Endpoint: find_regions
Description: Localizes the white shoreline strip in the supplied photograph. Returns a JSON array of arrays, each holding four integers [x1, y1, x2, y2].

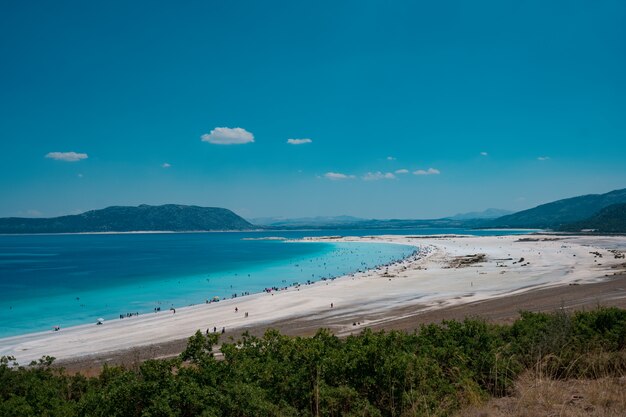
[[1, 234, 624, 364]]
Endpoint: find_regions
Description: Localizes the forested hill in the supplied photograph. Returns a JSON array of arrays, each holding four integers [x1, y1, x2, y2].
[[487, 188, 626, 229], [0, 205, 254, 233], [559, 203, 626, 233]]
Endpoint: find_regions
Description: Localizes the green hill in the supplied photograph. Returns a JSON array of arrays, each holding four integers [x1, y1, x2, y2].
[[559, 202, 626, 233], [488, 188, 626, 229], [0, 204, 254, 234]]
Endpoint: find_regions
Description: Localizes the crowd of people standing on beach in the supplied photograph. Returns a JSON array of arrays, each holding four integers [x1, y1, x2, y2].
[[71, 244, 420, 333]]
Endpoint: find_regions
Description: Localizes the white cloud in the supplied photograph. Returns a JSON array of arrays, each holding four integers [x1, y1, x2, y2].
[[45, 152, 88, 162], [395, 169, 409, 174], [201, 127, 254, 145], [363, 171, 396, 181], [386, 156, 396, 161], [161, 162, 171, 168], [77, 173, 84, 178], [480, 151, 488, 156], [287, 138, 312, 145], [413, 168, 440, 176], [324, 172, 355, 180], [537, 156, 550, 161]]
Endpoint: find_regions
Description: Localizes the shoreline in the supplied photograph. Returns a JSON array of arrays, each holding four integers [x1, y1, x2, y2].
[[0, 239, 416, 339], [1, 234, 625, 367], [56, 272, 626, 376], [0, 227, 543, 237]]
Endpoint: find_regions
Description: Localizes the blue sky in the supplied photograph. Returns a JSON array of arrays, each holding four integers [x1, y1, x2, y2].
[[1, 1, 625, 219]]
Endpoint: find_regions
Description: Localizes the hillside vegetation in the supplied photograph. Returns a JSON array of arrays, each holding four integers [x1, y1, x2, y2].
[[1, 307, 624, 416], [560, 203, 626, 233], [487, 188, 626, 229], [0, 205, 253, 233]]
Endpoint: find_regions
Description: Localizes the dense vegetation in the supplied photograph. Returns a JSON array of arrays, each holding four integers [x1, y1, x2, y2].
[[0, 205, 253, 233], [560, 203, 626, 233], [486, 188, 626, 229], [1, 307, 625, 416]]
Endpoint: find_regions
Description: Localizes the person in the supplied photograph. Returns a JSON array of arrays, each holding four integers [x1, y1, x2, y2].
[[235, 307, 238, 313], [331, 303, 334, 308], [221, 327, 225, 334], [245, 312, 249, 318]]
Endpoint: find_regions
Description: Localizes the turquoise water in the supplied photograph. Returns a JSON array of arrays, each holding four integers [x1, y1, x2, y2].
[[0, 229, 533, 337]]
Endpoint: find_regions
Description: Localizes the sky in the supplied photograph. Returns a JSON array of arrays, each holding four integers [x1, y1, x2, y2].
[[1, 1, 625, 220]]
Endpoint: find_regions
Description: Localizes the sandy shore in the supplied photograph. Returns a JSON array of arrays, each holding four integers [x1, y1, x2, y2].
[[1, 234, 625, 368]]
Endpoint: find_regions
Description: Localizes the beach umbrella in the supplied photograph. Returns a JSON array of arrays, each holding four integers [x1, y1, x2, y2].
[[212, 296, 220, 301], [97, 318, 104, 324]]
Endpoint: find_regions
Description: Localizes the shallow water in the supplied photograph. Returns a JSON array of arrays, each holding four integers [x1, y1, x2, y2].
[[0, 228, 532, 337]]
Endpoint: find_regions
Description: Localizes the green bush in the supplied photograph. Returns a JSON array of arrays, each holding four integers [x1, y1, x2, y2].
[[1, 307, 624, 417]]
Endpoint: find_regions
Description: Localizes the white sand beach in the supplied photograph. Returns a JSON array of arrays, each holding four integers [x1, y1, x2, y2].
[[1, 234, 625, 365]]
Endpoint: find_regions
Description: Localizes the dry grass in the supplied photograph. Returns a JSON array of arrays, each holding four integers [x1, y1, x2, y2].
[[456, 372, 626, 417]]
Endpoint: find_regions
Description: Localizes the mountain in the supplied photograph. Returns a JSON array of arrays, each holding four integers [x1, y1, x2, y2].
[[0, 205, 254, 234], [257, 217, 487, 230], [249, 215, 366, 227], [446, 208, 513, 220], [559, 203, 626, 233], [487, 188, 626, 229]]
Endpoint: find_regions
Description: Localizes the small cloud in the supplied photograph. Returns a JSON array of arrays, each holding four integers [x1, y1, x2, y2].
[[480, 151, 488, 156], [45, 152, 88, 162], [395, 169, 409, 174], [201, 127, 254, 145], [537, 156, 550, 161], [386, 156, 396, 161], [161, 163, 171, 168], [363, 171, 396, 181], [413, 168, 440, 176], [324, 172, 355, 180], [77, 173, 84, 178], [287, 138, 312, 145]]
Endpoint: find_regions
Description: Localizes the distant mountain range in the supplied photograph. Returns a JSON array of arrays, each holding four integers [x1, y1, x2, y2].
[[3, 188, 625, 234], [253, 217, 488, 230], [249, 215, 366, 227], [446, 208, 514, 220], [252, 190, 626, 233], [486, 188, 626, 229], [0, 205, 253, 234], [250, 209, 510, 229]]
